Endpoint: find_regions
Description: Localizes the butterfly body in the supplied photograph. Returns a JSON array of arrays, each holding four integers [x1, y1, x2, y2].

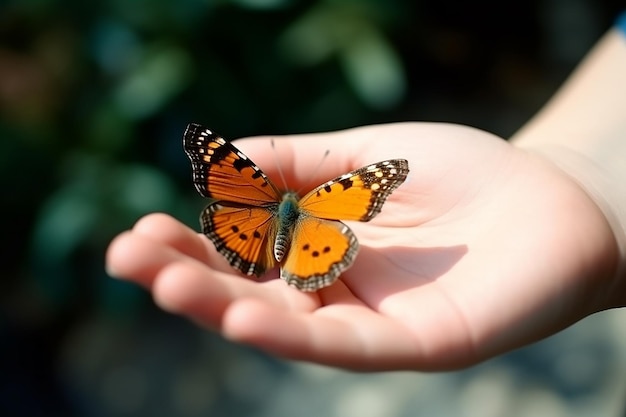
[[183, 123, 409, 291], [274, 192, 300, 262]]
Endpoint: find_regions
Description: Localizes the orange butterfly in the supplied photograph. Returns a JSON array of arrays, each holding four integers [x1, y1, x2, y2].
[[183, 123, 409, 291]]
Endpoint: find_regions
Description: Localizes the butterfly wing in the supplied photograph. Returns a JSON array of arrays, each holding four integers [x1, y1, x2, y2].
[[280, 216, 358, 291], [184, 123, 282, 277], [299, 159, 409, 221], [202, 203, 278, 277], [183, 123, 282, 205]]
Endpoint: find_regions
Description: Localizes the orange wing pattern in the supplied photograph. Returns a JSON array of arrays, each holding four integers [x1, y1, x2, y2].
[[183, 123, 283, 277], [183, 123, 282, 205], [299, 159, 409, 221], [280, 217, 358, 291], [201, 204, 277, 276]]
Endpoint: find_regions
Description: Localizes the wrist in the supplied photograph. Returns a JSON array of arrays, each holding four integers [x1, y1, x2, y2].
[[510, 25, 626, 309], [515, 144, 624, 308]]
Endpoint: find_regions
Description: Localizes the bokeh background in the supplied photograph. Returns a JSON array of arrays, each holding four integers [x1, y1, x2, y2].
[[2, 0, 625, 416]]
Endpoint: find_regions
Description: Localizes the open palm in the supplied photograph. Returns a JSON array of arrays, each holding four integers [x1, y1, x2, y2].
[[106, 122, 618, 371]]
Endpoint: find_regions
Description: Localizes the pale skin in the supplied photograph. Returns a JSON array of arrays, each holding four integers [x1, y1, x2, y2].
[[106, 29, 626, 371]]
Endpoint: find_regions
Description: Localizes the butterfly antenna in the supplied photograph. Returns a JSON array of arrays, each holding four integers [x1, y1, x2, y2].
[[296, 149, 330, 195], [271, 138, 289, 191]]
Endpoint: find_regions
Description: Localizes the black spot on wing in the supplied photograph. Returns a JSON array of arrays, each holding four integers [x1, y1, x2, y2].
[[212, 141, 233, 163], [338, 177, 353, 190], [233, 156, 250, 172]]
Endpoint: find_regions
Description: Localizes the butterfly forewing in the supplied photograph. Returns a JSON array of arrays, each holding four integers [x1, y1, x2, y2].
[[202, 204, 278, 277], [183, 123, 282, 205], [299, 159, 409, 222]]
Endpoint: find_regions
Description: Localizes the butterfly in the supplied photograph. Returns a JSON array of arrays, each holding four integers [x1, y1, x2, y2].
[[183, 123, 409, 291]]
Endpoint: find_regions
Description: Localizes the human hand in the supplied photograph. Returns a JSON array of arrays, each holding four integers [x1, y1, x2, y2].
[[106, 122, 620, 371]]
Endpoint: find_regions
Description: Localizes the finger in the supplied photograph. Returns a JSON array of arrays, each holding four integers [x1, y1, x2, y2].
[[152, 262, 320, 330], [132, 212, 212, 264], [222, 297, 423, 371], [105, 231, 189, 288], [131, 212, 242, 275]]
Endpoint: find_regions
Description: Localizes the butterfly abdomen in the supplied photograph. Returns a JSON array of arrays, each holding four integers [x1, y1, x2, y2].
[[274, 192, 301, 262]]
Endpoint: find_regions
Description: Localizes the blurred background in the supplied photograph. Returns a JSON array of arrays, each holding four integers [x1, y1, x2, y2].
[[1, 0, 625, 416]]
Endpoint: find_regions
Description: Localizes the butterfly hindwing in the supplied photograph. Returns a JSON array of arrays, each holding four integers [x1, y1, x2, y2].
[[183, 123, 282, 205], [299, 159, 409, 222], [280, 216, 358, 291], [202, 203, 278, 277]]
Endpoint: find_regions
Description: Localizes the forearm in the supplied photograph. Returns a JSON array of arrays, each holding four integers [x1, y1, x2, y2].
[[511, 25, 626, 306]]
